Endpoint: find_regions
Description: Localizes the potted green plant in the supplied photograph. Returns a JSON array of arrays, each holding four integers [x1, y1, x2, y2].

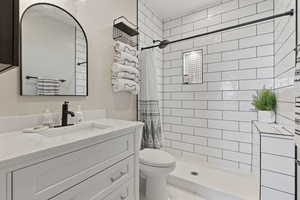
[[252, 88, 277, 123]]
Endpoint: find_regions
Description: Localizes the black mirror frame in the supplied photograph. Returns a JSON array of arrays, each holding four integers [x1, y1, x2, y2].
[[20, 2, 89, 96]]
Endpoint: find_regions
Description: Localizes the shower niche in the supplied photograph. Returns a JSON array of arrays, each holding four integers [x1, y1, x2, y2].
[[182, 49, 203, 84]]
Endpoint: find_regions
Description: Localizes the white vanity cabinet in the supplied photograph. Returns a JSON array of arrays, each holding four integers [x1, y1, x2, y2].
[[0, 120, 142, 200], [12, 134, 134, 200], [253, 122, 295, 200]]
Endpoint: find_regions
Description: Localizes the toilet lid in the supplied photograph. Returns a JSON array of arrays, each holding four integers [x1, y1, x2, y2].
[[140, 149, 176, 168]]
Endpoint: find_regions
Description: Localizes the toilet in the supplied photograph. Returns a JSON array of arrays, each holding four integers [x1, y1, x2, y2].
[[139, 148, 176, 200]]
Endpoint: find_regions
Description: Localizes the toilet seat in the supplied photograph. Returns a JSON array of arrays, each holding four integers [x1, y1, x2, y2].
[[139, 149, 176, 200], [140, 149, 176, 168]]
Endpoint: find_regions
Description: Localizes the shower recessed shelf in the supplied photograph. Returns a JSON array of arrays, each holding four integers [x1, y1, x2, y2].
[[113, 16, 138, 47]]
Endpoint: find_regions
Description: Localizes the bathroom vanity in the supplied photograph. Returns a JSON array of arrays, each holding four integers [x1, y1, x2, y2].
[[0, 117, 143, 200], [0, 0, 143, 198]]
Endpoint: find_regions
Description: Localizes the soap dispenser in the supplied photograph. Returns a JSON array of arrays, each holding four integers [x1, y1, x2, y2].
[[42, 109, 54, 127], [75, 105, 84, 124]]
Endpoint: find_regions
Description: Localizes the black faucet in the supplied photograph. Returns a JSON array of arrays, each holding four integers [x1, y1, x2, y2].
[[61, 101, 75, 126]]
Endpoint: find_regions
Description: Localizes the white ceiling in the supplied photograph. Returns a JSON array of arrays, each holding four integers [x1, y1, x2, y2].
[[145, 0, 222, 20]]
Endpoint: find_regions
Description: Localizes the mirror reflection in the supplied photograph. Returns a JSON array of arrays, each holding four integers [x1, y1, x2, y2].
[[21, 3, 88, 96]]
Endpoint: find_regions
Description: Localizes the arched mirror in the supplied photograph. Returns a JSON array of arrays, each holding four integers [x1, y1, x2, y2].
[[21, 3, 88, 96]]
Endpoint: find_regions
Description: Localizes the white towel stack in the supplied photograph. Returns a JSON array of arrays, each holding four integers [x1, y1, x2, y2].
[[112, 41, 140, 95]]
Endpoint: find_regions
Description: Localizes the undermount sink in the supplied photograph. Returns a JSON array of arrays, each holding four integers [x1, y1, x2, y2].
[[38, 122, 112, 137]]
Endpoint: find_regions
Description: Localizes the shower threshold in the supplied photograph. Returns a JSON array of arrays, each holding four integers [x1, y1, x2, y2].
[[167, 160, 259, 200]]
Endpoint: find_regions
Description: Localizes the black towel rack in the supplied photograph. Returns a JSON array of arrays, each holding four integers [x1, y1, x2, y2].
[[77, 61, 87, 66], [26, 75, 66, 83], [113, 16, 139, 47]]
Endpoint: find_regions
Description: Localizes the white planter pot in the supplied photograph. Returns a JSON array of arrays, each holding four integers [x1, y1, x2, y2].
[[258, 111, 275, 123]]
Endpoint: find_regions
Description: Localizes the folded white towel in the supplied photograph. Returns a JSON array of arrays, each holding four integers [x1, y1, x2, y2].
[[114, 41, 139, 57], [36, 78, 61, 96], [112, 63, 140, 76], [112, 78, 140, 95], [114, 51, 139, 69], [112, 71, 140, 83], [112, 41, 140, 95]]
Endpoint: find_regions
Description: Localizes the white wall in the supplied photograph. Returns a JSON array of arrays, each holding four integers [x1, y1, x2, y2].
[[160, 0, 275, 173], [0, 0, 137, 120], [22, 14, 76, 95]]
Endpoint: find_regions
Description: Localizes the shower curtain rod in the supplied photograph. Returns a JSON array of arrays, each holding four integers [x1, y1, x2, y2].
[[141, 9, 294, 51]]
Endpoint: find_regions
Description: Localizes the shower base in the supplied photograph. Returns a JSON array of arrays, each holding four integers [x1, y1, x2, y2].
[[167, 160, 259, 200]]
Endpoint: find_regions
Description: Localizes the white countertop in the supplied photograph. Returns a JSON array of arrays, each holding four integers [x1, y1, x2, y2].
[[254, 121, 294, 137], [0, 119, 143, 170]]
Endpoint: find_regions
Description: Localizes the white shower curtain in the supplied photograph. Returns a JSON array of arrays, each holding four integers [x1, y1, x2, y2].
[[139, 49, 162, 149]]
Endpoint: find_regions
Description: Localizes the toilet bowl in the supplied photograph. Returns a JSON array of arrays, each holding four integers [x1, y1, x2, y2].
[[140, 149, 176, 200]]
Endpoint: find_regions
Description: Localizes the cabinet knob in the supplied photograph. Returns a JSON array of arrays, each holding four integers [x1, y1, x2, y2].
[[120, 193, 128, 200], [110, 171, 127, 182]]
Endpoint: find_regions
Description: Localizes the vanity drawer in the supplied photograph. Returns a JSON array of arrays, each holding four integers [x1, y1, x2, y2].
[[51, 156, 134, 200], [12, 134, 134, 200], [101, 179, 134, 200]]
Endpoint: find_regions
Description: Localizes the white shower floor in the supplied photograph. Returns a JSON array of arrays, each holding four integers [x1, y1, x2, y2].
[[141, 184, 206, 200], [167, 185, 206, 200], [168, 161, 259, 200]]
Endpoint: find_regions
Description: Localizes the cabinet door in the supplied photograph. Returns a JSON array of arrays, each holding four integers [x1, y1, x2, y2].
[[0, 0, 13, 65], [0, 0, 19, 72], [260, 135, 296, 200], [12, 0, 19, 66]]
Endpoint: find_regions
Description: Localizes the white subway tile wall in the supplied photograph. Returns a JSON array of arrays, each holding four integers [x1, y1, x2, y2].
[[139, 0, 295, 173], [161, 0, 276, 173], [138, 0, 164, 110], [274, 0, 296, 133], [75, 28, 87, 95]]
